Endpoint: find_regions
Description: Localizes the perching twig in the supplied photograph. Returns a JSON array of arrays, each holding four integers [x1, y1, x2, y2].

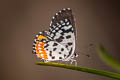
[[36, 62, 120, 80]]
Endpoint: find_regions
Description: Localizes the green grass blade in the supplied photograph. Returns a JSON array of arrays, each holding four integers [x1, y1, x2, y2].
[[36, 62, 120, 80], [97, 45, 120, 71]]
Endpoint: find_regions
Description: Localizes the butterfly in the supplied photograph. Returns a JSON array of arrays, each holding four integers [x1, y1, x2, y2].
[[32, 8, 78, 65]]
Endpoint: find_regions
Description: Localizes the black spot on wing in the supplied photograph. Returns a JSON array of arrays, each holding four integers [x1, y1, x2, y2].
[[52, 56, 55, 59], [66, 35, 71, 39], [53, 48, 57, 51], [49, 51, 53, 56], [66, 45, 68, 48], [61, 48, 64, 51], [56, 38, 63, 42], [64, 54, 66, 57], [59, 52, 62, 54], [32, 50, 35, 53], [44, 44, 49, 48], [59, 57, 62, 59], [61, 27, 73, 33], [68, 42, 72, 46], [33, 45, 35, 47], [53, 43, 58, 46], [56, 36, 64, 42], [49, 53, 52, 56], [46, 49, 48, 51], [67, 48, 73, 57]]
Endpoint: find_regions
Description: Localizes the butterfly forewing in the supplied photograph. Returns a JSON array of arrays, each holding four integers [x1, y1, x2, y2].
[[49, 8, 76, 61]]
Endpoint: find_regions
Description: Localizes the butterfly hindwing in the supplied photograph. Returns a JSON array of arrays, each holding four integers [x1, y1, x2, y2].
[[32, 31, 50, 59], [32, 31, 69, 61]]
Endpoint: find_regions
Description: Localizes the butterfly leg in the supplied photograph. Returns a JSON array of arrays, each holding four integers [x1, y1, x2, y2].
[[70, 59, 77, 66], [74, 52, 79, 57], [70, 53, 78, 59], [42, 59, 50, 63]]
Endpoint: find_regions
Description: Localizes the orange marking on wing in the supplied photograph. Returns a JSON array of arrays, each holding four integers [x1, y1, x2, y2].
[[35, 42, 48, 59], [37, 35, 47, 40]]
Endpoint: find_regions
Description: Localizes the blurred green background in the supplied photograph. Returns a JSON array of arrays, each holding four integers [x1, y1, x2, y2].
[[0, 0, 120, 80]]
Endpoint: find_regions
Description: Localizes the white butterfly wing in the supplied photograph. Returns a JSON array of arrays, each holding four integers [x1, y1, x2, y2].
[[49, 8, 77, 61]]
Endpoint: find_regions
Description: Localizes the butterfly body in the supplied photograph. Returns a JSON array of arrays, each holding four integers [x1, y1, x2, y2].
[[32, 8, 78, 64]]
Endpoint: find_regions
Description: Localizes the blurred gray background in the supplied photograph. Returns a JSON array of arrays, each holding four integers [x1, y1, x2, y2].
[[0, 0, 120, 80]]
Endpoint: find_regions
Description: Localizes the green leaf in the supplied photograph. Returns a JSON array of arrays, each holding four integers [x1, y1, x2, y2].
[[97, 45, 120, 71], [36, 62, 120, 80]]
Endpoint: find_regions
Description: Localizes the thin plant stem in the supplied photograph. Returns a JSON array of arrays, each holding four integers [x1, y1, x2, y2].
[[36, 62, 120, 80]]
